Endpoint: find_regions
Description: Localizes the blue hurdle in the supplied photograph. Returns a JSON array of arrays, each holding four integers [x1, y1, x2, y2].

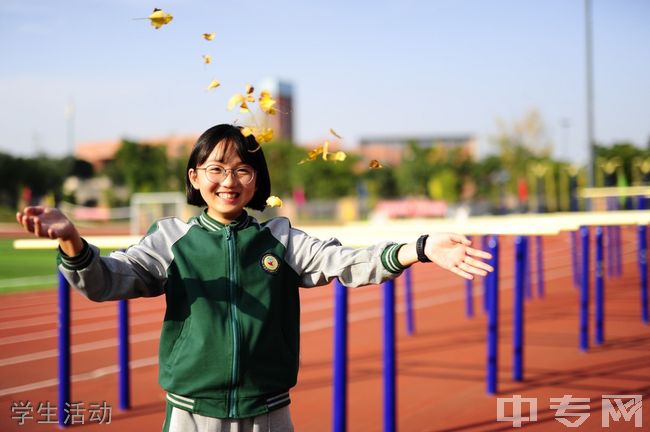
[[513, 236, 525, 382], [486, 235, 499, 395], [57, 271, 71, 428], [639, 225, 649, 324], [332, 279, 348, 432], [382, 279, 396, 432], [118, 300, 131, 410], [580, 226, 590, 352], [595, 227, 605, 345]]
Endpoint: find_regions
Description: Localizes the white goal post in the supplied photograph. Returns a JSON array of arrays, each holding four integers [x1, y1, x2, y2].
[[129, 192, 196, 235]]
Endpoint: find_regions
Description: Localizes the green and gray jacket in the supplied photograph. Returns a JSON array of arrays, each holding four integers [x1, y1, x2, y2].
[[58, 210, 406, 419]]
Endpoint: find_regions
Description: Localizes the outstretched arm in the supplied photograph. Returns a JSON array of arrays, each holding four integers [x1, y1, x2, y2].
[[397, 233, 493, 279], [16, 206, 84, 257]]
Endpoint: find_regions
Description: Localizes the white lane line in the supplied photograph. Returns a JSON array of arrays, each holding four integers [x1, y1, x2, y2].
[[0, 330, 161, 367], [0, 356, 159, 397], [0, 312, 163, 346], [0, 296, 162, 319], [0, 301, 164, 330]]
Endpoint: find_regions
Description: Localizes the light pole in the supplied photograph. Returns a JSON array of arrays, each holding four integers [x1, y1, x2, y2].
[[585, 0, 596, 188]]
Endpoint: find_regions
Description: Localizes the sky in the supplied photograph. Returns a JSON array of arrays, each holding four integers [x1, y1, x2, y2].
[[1, 0, 649, 165]]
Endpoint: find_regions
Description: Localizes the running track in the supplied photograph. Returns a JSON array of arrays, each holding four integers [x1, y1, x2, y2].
[[1, 229, 649, 431]]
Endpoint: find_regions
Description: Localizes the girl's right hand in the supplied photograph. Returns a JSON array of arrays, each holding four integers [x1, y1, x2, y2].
[[16, 206, 77, 239], [16, 207, 83, 256]]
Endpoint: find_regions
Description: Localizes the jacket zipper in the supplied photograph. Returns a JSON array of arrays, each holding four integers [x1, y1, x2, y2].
[[225, 226, 240, 418]]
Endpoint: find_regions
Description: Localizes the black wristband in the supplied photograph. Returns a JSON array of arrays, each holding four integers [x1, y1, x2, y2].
[[416, 235, 431, 263]]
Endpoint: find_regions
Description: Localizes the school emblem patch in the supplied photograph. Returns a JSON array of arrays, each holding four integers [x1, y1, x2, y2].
[[261, 253, 280, 274]]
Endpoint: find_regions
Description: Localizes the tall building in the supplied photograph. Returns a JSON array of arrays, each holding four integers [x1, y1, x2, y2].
[[258, 78, 294, 142]]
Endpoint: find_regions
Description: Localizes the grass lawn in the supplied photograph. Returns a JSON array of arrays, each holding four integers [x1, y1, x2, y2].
[[0, 238, 60, 294]]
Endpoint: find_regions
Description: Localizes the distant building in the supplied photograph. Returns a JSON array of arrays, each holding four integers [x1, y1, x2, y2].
[[75, 133, 199, 172], [259, 78, 294, 142], [359, 135, 476, 166]]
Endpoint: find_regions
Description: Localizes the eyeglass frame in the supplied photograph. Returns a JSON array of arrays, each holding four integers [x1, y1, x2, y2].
[[194, 164, 256, 185]]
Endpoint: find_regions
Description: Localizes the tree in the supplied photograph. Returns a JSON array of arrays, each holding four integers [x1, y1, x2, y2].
[[104, 140, 172, 193], [294, 156, 358, 199], [362, 165, 399, 200], [394, 141, 434, 196], [262, 139, 303, 197]]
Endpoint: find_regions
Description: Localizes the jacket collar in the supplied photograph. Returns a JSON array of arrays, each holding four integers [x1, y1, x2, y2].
[[199, 209, 250, 232]]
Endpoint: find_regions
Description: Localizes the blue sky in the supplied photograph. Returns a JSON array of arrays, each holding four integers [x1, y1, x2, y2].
[[1, 0, 649, 164]]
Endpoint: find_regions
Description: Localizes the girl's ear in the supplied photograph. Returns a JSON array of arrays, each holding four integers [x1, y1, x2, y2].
[[188, 169, 200, 190]]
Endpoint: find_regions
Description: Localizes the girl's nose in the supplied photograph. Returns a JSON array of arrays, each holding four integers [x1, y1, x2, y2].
[[221, 170, 237, 186]]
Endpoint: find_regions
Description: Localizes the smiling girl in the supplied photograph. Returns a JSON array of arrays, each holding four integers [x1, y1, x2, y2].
[[17, 124, 493, 432]]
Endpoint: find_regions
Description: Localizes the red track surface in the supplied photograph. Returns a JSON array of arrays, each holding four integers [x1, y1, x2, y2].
[[1, 229, 649, 431]]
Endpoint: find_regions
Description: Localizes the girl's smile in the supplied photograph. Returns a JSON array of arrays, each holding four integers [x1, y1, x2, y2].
[[188, 141, 257, 225]]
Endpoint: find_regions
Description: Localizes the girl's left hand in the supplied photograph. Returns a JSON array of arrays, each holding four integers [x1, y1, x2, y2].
[[425, 233, 494, 280]]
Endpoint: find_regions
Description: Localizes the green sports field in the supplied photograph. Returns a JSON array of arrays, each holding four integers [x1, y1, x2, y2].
[[0, 238, 59, 294]]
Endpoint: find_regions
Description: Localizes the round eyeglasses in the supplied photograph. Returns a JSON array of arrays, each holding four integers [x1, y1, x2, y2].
[[196, 165, 255, 185]]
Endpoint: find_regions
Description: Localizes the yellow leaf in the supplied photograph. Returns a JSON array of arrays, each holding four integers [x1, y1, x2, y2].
[[148, 8, 173, 29], [326, 151, 347, 162], [256, 128, 274, 144], [321, 141, 330, 160], [207, 79, 220, 91], [259, 90, 277, 115], [227, 94, 244, 111], [241, 126, 255, 137], [202, 54, 212, 64], [203, 32, 216, 41], [266, 196, 283, 208], [329, 128, 343, 139], [298, 146, 324, 164], [369, 159, 384, 169], [228, 85, 256, 112]]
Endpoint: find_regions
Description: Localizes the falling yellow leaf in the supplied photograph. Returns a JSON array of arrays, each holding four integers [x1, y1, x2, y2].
[[321, 141, 330, 160], [207, 79, 220, 91], [259, 90, 277, 115], [240, 126, 273, 145], [202, 54, 212, 64], [329, 128, 343, 139], [148, 8, 173, 29], [328, 151, 347, 162], [227, 85, 256, 112], [369, 159, 384, 169], [298, 142, 335, 164], [309, 147, 324, 159], [256, 128, 274, 144], [203, 32, 216, 41], [227, 94, 244, 111], [298, 146, 324, 164], [266, 196, 283, 208]]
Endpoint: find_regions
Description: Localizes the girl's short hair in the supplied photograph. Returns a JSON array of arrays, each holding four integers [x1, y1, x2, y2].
[[185, 124, 271, 211]]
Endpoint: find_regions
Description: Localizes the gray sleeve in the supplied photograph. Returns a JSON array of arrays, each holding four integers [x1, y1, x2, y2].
[[58, 218, 190, 301], [283, 225, 401, 288]]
